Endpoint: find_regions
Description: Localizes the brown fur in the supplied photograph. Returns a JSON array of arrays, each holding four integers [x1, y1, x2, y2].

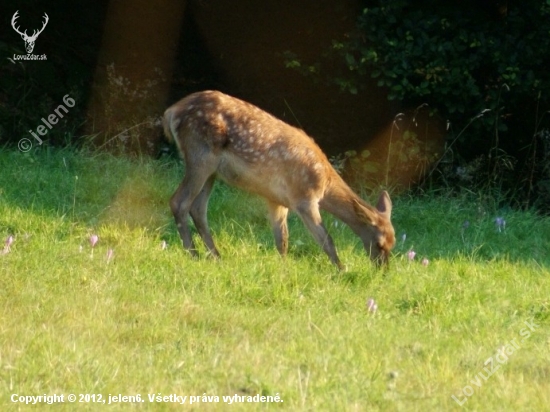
[[164, 90, 395, 268]]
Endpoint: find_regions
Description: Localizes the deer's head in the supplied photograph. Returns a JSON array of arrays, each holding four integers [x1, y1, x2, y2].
[[352, 191, 395, 267], [11, 11, 49, 54]]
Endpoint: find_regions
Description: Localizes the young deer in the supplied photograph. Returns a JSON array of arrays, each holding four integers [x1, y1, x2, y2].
[[164, 91, 395, 269]]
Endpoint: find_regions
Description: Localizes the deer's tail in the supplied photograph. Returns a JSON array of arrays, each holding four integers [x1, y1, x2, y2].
[[162, 107, 181, 144]]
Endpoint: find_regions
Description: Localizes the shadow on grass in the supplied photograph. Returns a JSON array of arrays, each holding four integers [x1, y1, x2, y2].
[[0, 147, 177, 232]]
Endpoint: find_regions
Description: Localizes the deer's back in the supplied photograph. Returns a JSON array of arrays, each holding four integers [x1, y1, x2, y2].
[[168, 91, 335, 208]]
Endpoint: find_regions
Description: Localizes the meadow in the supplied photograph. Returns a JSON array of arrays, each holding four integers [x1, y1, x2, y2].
[[0, 147, 549, 411]]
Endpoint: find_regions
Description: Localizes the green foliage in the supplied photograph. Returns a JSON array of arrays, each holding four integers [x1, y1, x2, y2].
[[285, 1, 550, 206], [327, 1, 550, 122]]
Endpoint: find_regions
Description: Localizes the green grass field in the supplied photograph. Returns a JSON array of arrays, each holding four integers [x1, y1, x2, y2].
[[0, 147, 549, 411]]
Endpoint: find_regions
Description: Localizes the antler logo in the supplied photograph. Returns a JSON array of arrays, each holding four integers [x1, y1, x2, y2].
[[11, 10, 49, 54]]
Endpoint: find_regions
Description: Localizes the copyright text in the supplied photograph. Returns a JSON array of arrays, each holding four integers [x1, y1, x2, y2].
[[10, 392, 284, 405]]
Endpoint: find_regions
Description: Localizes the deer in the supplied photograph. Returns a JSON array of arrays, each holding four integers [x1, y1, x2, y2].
[[163, 91, 395, 269], [11, 11, 49, 54]]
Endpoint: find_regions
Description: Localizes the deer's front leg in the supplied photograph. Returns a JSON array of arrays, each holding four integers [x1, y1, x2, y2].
[[295, 200, 344, 270]]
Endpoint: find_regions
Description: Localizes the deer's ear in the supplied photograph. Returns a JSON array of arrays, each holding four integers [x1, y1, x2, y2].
[[376, 191, 392, 220], [353, 199, 377, 226]]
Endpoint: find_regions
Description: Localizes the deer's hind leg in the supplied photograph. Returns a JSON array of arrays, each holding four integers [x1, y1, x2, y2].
[[190, 174, 220, 258], [170, 145, 219, 258]]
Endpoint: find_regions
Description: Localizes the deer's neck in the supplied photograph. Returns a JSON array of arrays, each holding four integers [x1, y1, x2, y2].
[[320, 173, 372, 234]]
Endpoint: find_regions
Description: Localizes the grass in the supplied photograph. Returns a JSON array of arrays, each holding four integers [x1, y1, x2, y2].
[[0, 147, 549, 411]]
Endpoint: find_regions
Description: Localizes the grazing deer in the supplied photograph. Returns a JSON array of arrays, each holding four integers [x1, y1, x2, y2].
[[163, 91, 395, 268], [11, 11, 49, 54]]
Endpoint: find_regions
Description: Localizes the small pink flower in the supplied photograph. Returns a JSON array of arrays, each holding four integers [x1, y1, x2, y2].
[[90, 234, 99, 248], [2, 235, 14, 254], [366, 298, 378, 313], [407, 250, 416, 261], [421, 258, 429, 266]]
